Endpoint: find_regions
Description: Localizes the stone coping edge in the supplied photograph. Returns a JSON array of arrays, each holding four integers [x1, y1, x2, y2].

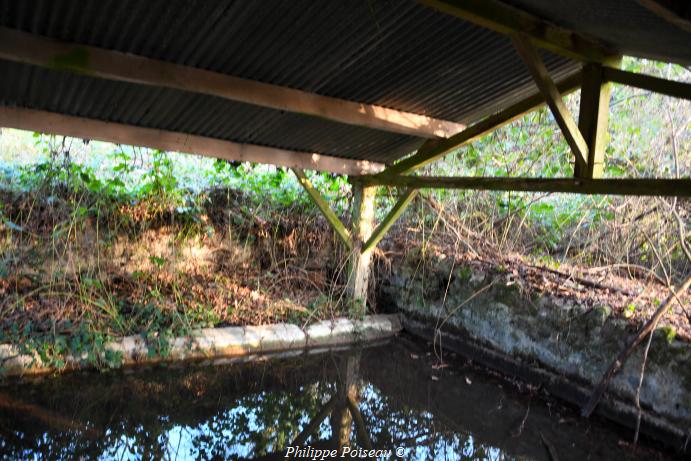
[[0, 314, 402, 378]]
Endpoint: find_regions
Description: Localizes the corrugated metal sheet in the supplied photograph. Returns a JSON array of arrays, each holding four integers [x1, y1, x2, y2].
[[0, 0, 583, 163], [504, 0, 691, 64], [0, 61, 423, 163]]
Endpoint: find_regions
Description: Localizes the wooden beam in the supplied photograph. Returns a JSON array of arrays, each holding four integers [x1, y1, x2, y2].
[[512, 35, 589, 174], [418, 0, 613, 62], [362, 189, 418, 253], [603, 67, 691, 100], [577, 64, 615, 178], [0, 106, 383, 176], [0, 27, 464, 139], [379, 73, 582, 176], [637, 0, 691, 34], [358, 176, 691, 197], [292, 169, 353, 249]]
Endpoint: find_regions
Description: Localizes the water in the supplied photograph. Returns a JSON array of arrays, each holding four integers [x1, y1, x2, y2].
[[0, 338, 674, 460]]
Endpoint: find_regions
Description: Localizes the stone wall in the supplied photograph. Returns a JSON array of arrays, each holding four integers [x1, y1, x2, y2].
[[383, 252, 691, 447]]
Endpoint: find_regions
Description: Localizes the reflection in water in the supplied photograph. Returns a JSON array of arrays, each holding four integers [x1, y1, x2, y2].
[[0, 340, 666, 460]]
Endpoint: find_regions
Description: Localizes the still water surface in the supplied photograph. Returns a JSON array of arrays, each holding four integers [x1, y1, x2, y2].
[[0, 338, 673, 460]]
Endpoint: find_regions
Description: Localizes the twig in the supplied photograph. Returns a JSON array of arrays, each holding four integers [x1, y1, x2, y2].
[[582, 263, 666, 286], [540, 432, 560, 461], [511, 402, 531, 438], [633, 328, 654, 445], [524, 263, 638, 297], [581, 272, 691, 417]]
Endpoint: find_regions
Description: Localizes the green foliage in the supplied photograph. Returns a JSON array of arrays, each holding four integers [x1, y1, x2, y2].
[[1, 322, 124, 372]]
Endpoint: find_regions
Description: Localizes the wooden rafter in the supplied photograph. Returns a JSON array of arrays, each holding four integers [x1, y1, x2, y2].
[[378, 73, 582, 177], [512, 35, 589, 174], [418, 0, 613, 62], [0, 27, 465, 139], [362, 189, 418, 252], [637, 0, 691, 34], [358, 176, 691, 197], [603, 67, 691, 100], [292, 169, 353, 249], [0, 106, 383, 176]]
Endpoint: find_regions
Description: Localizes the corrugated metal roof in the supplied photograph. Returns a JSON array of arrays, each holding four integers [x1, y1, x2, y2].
[[1, 0, 687, 165], [0, 0, 581, 164], [0, 0, 580, 121], [503, 0, 691, 64], [0, 60, 424, 163]]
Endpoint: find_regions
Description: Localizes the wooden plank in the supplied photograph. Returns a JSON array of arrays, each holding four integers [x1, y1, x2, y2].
[[419, 0, 613, 62], [577, 64, 614, 178], [379, 73, 582, 176], [0, 27, 465, 139], [603, 66, 691, 100], [512, 35, 589, 174], [292, 169, 353, 249], [362, 189, 418, 252], [358, 175, 691, 197], [0, 106, 384, 176], [637, 0, 691, 34]]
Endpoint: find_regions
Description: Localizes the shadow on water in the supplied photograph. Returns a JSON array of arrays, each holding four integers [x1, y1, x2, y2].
[[0, 338, 677, 460]]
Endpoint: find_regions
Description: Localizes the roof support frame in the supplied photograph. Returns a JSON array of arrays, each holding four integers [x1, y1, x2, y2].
[[637, 0, 691, 34], [0, 106, 384, 176], [602, 67, 691, 100], [576, 63, 616, 178], [512, 35, 589, 175], [362, 188, 418, 253], [375, 73, 583, 177], [356, 176, 691, 197], [292, 168, 353, 249], [0, 27, 464, 139], [418, 0, 613, 62]]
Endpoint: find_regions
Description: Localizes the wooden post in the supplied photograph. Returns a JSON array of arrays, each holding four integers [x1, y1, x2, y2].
[[577, 63, 615, 178], [347, 182, 376, 315]]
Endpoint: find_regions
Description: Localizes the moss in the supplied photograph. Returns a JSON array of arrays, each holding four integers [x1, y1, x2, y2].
[[590, 305, 612, 327], [648, 335, 688, 368], [456, 266, 472, 282], [654, 325, 676, 345], [490, 283, 519, 308], [50, 47, 91, 74]]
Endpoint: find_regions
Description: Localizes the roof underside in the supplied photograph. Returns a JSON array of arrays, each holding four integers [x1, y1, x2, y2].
[[0, 0, 689, 166], [504, 0, 691, 64]]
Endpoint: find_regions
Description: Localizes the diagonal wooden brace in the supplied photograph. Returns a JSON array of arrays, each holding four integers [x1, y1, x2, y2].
[[512, 34, 589, 175], [292, 168, 353, 250], [377, 73, 583, 177], [362, 189, 418, 253]]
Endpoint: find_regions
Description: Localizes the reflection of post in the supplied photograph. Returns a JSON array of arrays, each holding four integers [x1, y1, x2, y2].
[[347, 396, 373, 450], [291, 396, 338, 446], [0, 392, 97, 438], [331, 353, 362, 451]]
